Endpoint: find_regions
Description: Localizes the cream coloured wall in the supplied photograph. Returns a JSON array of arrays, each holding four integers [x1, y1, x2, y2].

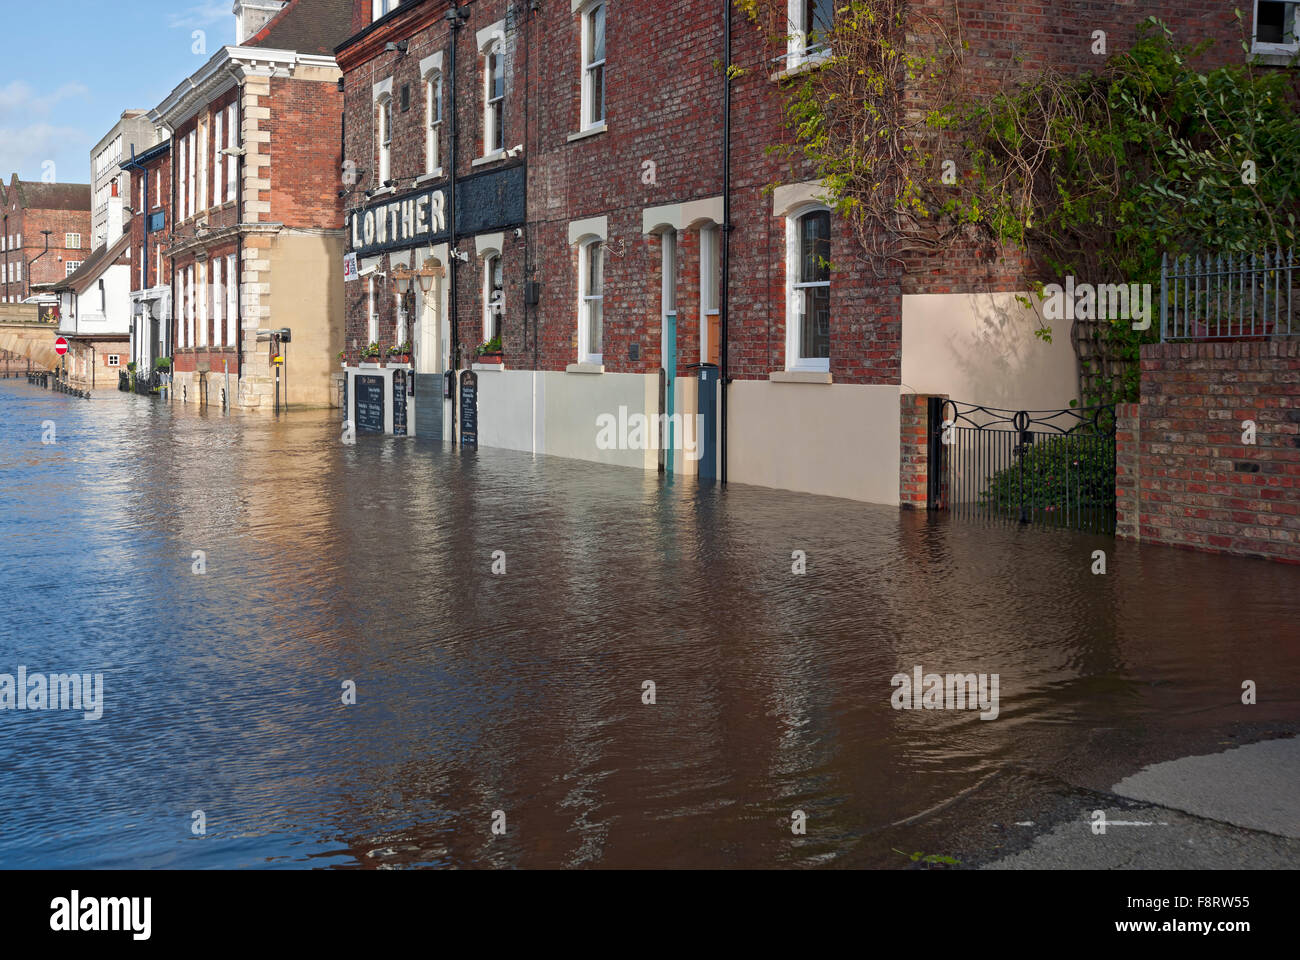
[[267, 229, 345, 408], [901, 292, 1079, 410], [727, 380, 901, 504]]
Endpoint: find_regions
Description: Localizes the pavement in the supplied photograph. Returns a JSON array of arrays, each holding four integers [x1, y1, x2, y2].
[[983, 737, 1300, 869]]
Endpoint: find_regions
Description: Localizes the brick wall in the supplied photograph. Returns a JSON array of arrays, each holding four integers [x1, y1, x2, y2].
[[338, 0, 901, 384], [896, 0, 1250, 295], [1116, 341, 1300, 564]]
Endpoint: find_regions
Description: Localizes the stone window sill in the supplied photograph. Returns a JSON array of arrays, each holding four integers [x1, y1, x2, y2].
[[769, 50, 832, 83], [769, 370, 832, 384], [414, 169, 443, 184], [567, 124, 607, 143], [566, 362, 604, 374], [1248, 48, 1300, 67], [472, 151, 506, 168], [472, 361, 507, 372]]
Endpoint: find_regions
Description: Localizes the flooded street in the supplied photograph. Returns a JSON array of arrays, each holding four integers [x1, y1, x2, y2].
[[0, 379, 1296, 869]]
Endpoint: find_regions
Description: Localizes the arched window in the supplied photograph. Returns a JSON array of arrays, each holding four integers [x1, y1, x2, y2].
[[426, 71, 443, 174], [484, 40, 505, 154], [787, 207, 830, 370], [376, 96, 393, 185], [483, 253, 504, 343], [579, 239, 604, 363]]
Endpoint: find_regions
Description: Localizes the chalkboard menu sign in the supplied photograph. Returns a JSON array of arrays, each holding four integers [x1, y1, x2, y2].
[[460, 370, 478, 447], [354, 375, 385, 433], [392, 370, 408, 436]]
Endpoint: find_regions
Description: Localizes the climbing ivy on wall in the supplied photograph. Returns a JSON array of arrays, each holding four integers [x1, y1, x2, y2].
[[741, 1, 1300, 403]]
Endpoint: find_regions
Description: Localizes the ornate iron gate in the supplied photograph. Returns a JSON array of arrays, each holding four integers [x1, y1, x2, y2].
[[931, 400, 1117, 534]]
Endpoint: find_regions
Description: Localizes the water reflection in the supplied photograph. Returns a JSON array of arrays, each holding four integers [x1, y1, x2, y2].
[[0, 381, 1296, 869]]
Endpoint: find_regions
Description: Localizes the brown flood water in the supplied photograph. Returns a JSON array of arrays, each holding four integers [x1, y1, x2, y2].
[[0, 381, 1296, 868]]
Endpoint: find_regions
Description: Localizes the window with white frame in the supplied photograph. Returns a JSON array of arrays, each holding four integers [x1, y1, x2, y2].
[[579, 239, 604, 363], [484, 40, 505, 155], [155, 165, 162, 207], [581, 2, 606, 129], [226, 104, 238, 202], [140, 245, 145, 289], [786, 207, 830, 371], [368, 276, 378, 344], [65, 261, 79, 277], [226, 253, 237, 345], [187, 129, 197, 219], [214, 110, 223, 206], [700, 224, 721, 365], [377, 97, 393, 185], [155, 244, 161, 286], [786, 0, 834, 67], [189, 265, 198, 347], [66, 233, 80, 249], [483, 253, 504, 342], [198, 262, 208, 347], [426, 71, 443, 173], [212, 256, 223, 347], [1253, 1, 1299, 51], [178, 137, 187, 218], [371, 0, 400, 21], [106, 354, 120, 367]]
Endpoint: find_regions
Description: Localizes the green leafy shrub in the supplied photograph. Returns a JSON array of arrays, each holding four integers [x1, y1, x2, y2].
[[978, 433, 1116, 518]]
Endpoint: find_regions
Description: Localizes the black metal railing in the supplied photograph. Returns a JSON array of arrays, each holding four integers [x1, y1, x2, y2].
[[934, 401, 1116, 534], [1161, 248, 1298, 340]]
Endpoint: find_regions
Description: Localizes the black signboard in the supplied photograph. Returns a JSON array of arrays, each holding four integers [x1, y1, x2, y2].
[[392, 369, 407, 436], [354, 375, 385, 433], [347, 164, 525, 258], [460, 370, 478, 447]]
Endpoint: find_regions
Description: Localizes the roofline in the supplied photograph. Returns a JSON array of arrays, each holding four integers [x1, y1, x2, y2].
[[336, 0, 437, 58], [120, 140, 170, 173], [51, 234, 132, 294], [149, 46, 339, 129]]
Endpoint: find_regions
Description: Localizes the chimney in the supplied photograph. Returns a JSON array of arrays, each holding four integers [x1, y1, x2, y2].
[[233, 0, 288, 44], [107, 179, 124, 246]]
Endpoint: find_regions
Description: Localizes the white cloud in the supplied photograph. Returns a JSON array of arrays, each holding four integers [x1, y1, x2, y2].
[[167, 3, 232, 30], [0, 124, 93, 183], [0, 82, 89, 122]]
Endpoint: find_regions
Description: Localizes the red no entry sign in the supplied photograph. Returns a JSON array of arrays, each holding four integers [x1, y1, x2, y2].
[[54, 337, 68, 356]]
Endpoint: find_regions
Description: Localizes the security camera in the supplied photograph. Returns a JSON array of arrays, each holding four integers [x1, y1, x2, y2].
[[384, 40, 409, 54], [504, 144, 524, 158], [220, 147, 245, 157]]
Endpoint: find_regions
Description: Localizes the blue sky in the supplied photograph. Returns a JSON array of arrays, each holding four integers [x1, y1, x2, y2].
[[0, 2, 243, 184]]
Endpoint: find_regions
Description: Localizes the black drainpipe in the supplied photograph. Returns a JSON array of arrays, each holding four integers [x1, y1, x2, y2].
[[446, 3, 468, 446], [720, 0, 732, 486]]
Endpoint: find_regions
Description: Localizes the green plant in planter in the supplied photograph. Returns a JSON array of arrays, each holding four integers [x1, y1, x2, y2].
[[337, 349, 346, 362], [475, 335, 503, 356], [978, 432, 1116, 519], [126, 361, 138, 372], [387, 340, 412, 357], [361, 342, 382, 359], [153, 356, 171, 371]]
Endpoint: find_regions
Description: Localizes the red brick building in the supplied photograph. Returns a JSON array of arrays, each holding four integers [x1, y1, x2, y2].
[[149, 0, 353, 410], [0, 176, 92, 304], [333, 0, 1281, 502], [122, 139, 173, 373]]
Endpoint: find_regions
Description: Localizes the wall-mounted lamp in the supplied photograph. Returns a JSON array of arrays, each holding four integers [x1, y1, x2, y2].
[[391, 263, 413, 295]]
